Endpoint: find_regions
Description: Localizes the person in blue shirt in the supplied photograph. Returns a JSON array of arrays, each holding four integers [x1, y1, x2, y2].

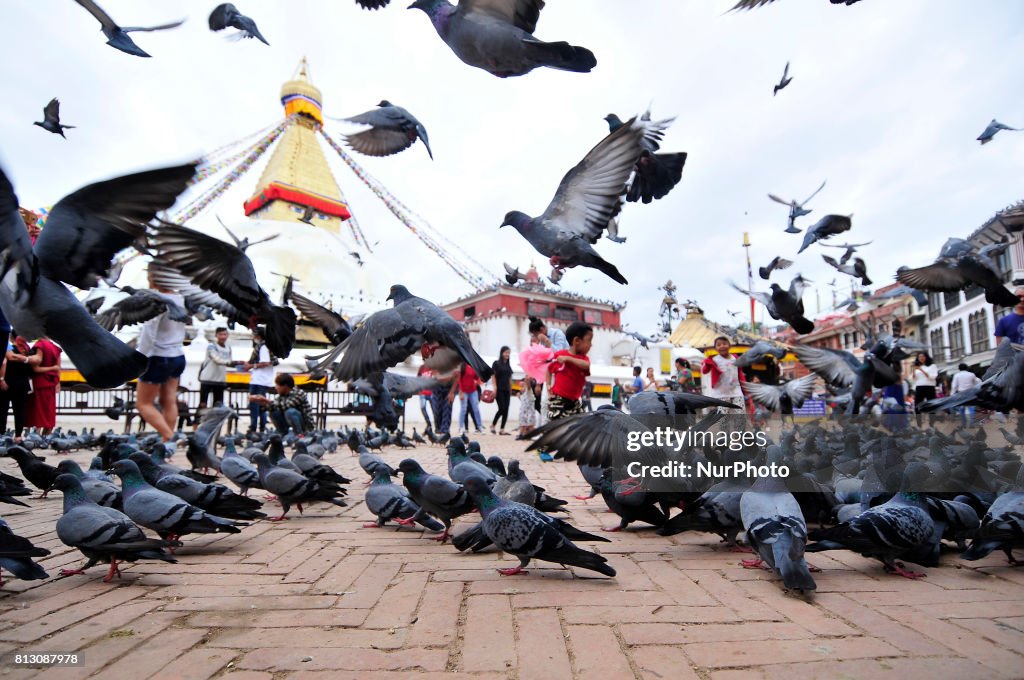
[[528, 316, 569, 351], [629, 365, 644, 394], [994, 289, 1024, 344]]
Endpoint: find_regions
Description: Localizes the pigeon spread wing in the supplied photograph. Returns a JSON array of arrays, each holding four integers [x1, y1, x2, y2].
[[43, 98, 62, 124], [152, 221, 266, 310], [542, 116, 666, 244], [327, 305, 425, 381], [147, 263, 244, 322], [525, 409, 668, 468], [345, 127, 416, 157], [33, 164, 197, 290], [896, 263, 969, 292], [791, 345, 857, 387], [462, 0, 545, 34], [0, 169, 36, 292], [288, 290, 351, 343], [96, 289, 187, 330]]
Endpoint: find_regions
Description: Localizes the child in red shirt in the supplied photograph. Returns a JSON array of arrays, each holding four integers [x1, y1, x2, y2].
[[546, 321, 593, 421]]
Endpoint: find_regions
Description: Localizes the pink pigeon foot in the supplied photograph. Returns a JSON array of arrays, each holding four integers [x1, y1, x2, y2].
[[498, 566, 529, 576]]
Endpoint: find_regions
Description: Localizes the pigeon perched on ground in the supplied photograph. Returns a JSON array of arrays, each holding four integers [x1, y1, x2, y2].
[[363, 468, 444, 531], [397, 458, 475, 542], [822, 254, 871, 286], [502, 114, 677, 284], [773, 61, 792, 95], [977, 119, 1021, 145], [208, 3, 269, 45], [150, 222, 296, 358], [730, 276, 814, 334], [896, 240, 1018, 308], [604, 112, 687, 204], [34, 98, 75, 139], [186, 407, 232, 473], [1, 446, 59, 497], [807, 463, 936, 578], [768, 179, 826, 233], [95, 287, 189, 331], [0, 164, 194, 387], [462, 476, 615, 577], [55, 460, 121, 508], [960, 465, 1024, 565], [797, 214, 852, 253], [739, 445, 817, 592], [110, 460, 247, 542], [221, 441, 262, 496], [49, 474, 174, 583], [73, 0, 185, 58], [252, 453, 347, 521], [758, 255, 793, 280], [0, 517, 49, 585], [312, 284, 492, 382], [408, 0, 596, 78], [128, 453, 266, 521], [342, 101, 432, 160], [0, 473, 31, 507]]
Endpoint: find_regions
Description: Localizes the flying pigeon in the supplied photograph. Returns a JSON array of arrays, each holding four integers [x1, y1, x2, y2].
[[343, 101, 433, 160], [462, 476, 615, 576], [822, 254, 872, 286], [758, 255, 793, 280], [49, 474, 174, 583], [768, 179, 826, 233], [0, 517, 49, 586], [604, 112, 687, 204], [355, 0, 392, 8], [744, 375, 817, 414], [0, 164, 194, 387], [208, 3, 269, 45], [73, 0, 185, 58], [623, 330, 654, 349], [298, 206, 315, 225], [790, 344, 898, 390], [773, 61, 792, 95], [408, 0, 596, 78], [150, 221, 297, 358], [730, 275, 814, 334], [977, 119, 1021, 145], [731, 0, 863, 9], [897, 240, 1018, 308], [502, 114, 677, 284], [95, 287, 189, 331], [503, 262, 527, 285], [34, 98, 75, 139], [311, 284, 493, 382], [820, 240, 872, 264], [797, 214, 852, 253], [216, 219, 280, 253], [735, 340, 787, 368], [286, 288, 353, 346], [739, 445, 817, 592], [397, 458, 475, 542], [605, 216, 627, 243]]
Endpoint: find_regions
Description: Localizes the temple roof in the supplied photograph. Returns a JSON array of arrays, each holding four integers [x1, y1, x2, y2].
[[668, 308, 761, 350]]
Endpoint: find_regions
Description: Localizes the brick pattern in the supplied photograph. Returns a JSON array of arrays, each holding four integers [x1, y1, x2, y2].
[[0, 433, 1022, 679]]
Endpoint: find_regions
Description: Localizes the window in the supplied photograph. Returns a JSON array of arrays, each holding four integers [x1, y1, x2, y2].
[[930, 328, 945, 362], [948, 320, 965, 358], [553, 306, 578, 322], [527, 302, 550, 318], [583, 309, 603, 326], [969, 310, 989, 353], [943, 290, 961, 311], [464, 305, 476, 320], [995, 247, 1012, 282], [927, 293, 942, 320]]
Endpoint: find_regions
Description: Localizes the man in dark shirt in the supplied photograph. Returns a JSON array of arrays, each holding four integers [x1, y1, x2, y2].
[[250, 373, 314, 434]]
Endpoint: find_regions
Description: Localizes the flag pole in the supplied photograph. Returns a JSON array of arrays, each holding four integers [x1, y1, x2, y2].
[[743, 232, 755, 330]]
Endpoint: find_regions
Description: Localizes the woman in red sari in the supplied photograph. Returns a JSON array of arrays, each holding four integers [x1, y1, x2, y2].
[[26, 337, 61, 435]]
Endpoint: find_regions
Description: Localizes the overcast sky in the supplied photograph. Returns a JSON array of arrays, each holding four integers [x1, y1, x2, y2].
[[1, 0, 1022, 337]]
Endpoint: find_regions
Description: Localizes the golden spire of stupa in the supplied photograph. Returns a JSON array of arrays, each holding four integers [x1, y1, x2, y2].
[[243, 58, 350, 233]]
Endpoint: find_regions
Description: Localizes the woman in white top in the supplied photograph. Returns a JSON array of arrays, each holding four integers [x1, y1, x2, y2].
[[136, 265, 187, 442], [912, 351, 938, 425], [644, 367, 660, 391]]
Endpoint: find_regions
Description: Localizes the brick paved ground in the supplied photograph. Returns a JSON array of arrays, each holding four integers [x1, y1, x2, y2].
[[0, 430, 1022, 680]]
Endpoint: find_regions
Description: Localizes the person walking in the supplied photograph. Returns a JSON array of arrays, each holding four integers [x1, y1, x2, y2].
[[430, 368, 457, 437], [611, 378, 624, 410], [950, 363, 982, 428], [911, 351, 938, 427], [581, 380, 594, 412], [198, 327, 236, 409], [243, 327, 275, 434], [134, 267, 186, 442], [0, 334, 36, 439], [417, 364, 434, 430], [490, 346, 513, 435], [454, 362, 483, 435]]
